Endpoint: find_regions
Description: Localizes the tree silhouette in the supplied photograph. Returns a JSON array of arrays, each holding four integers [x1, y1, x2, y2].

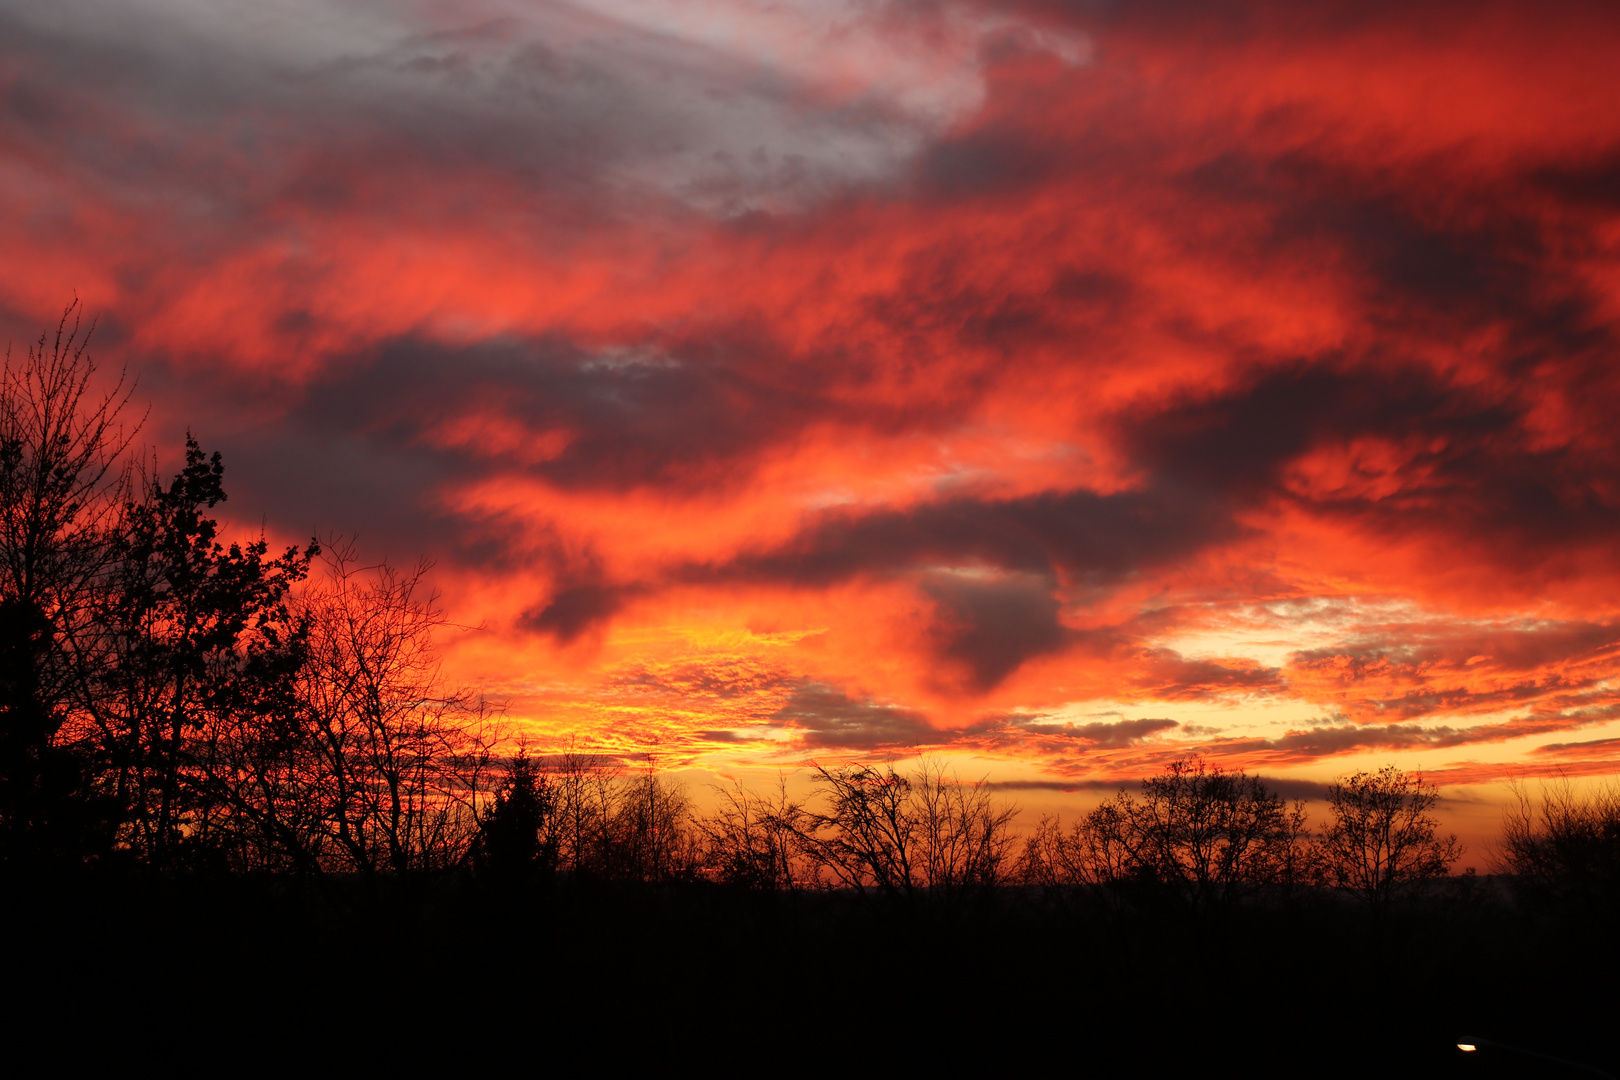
[[537, 747, 700, 883], [291, 542, 498, 875], [1022, 755, 1305, 916], [1495, 776, 1618, 918], [548, 746, 617, 877], [477, 747, 557, 885], [0, 339, 498, 878], [602, 761, 696, 882], [91, 436, 315, 868], [796, 758, 1018, 909], [1311, 765, 1460, 913], [697, 775, 807, 891], [0, 301, 135, 866]]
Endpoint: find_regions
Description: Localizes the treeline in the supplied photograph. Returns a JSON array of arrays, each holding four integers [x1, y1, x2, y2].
[[486, 747, 1620, 929]]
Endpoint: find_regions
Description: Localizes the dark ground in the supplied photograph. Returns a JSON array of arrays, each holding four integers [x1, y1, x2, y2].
[[5, 873, 1614, 1077]]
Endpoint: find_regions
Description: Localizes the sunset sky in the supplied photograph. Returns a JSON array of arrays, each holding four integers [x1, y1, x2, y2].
[[5, 0, 1619, 847]]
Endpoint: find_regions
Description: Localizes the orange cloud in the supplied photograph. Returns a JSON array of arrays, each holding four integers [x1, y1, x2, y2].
[[2, 0, 1618, 806]]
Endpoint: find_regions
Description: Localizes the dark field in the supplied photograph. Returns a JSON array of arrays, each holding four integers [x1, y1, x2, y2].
[[9, 872, 1613, 1077]]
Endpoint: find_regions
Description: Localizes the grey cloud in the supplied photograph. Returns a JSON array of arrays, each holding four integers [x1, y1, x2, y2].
[[923, 571, 1070, 691], [1532, 736, 1620, 757], [132, 327, 863, 573], [986, 778, 1134, 794], [1013, 716, 1181, 746], [522, 581, 633, 643], [773, 683, 936, 750], [0, 0, 931, 220], [696, 729, 751, 743], [986, 772, 1331, 801], [717, 482, 1241, 590]]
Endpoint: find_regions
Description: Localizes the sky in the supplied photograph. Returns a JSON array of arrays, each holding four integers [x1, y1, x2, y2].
[[4, 0, 1619, 844]]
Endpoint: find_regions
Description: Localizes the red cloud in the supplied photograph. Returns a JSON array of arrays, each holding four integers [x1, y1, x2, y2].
[[2, 0, 1618, 795]]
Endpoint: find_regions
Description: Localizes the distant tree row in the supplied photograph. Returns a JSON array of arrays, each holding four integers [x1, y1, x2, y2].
[[1021, 758, 1466, 917], [481, 744, 1620, 925], [479, 749, 1468, 918], [476, 753, 1020, 910]]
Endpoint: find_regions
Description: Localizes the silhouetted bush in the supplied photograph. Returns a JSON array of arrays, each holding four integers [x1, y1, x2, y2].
[[1496, 777, 1620, 919]]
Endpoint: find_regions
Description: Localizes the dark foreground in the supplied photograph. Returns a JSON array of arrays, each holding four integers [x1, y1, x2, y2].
[[6, 873, 1614, 1077]]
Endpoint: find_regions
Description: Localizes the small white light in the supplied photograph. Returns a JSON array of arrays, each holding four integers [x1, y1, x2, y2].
[[1457, 1043, 1477, 1052]]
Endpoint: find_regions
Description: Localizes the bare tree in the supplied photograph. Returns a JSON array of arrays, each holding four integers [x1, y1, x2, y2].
[[1494, 776, 1618, 916], [291, 543, 498, 875], [697, 775, 810, 891], [538, 745, 699, 882], [1129, 756, 1305, 912], [1023, 756, 1306, 916], [911, 756, 1020, 905], [798, 762, 918, 903], [549, 745, 621, 877], [1020, 799, 1136, 894], [796, 757, 1018, 909], [0, 300, 136, 631], [603, 758, 697, 882], [1311, 765, 1460, 913], [0, 300, 138, 863]]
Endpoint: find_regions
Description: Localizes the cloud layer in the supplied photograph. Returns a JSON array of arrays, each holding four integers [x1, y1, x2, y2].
[[5, 0, 1620, 790]]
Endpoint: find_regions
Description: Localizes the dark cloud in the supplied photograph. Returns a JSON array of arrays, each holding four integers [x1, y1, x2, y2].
[[1131, 649, 1281, 699], [720, 481, 1240, 590], [1117, 361, 1517, 500], [1249, 776, 1335, 801], [522, 581, 633, 644], [773, 684, 936, 750], [1532, 736, 1620, 758], [1531, 149, 1620, 214], [1288, 619, 1620, 673], [574, 481, 1246, 687], [512, 484, 1276, 686], [1117, 353, 1620, 581], [296, 333, 848, 493], [1012, 716, 1181, 746], [696, 730, 750, 744], [156, 327, 873, 570], [923, 571, 1070, 690], [1211, 704, 1620, 762], [1257, 722, 1464, 757], [987, 778, 1133, 794], [988, 771, 1332, 801]]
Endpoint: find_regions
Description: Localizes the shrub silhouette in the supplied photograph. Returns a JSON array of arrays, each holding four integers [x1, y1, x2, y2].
[[1496, 777, 1620, 918]]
